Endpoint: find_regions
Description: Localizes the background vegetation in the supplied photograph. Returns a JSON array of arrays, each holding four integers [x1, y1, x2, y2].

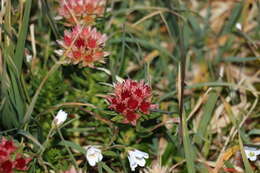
[[0, 0, 259, 172]]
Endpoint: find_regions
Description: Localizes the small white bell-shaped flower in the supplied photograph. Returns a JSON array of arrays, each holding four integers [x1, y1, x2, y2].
[[53, 110, 68, 126], [85, 146, 103, 166], [244, 146, 260, 161], [128, 149, 149, 171]]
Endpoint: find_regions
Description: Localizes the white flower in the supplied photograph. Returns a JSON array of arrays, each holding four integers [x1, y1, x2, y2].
[[54, 49, 64, 56], [54, 15, 62, 20], [128, 149, 149, 171], [26, 54, 32, 63], [236, 23, 242, 30], [85, 146, 103, 166], [244, 146, 260, 161], [53, 110, 68, 126]]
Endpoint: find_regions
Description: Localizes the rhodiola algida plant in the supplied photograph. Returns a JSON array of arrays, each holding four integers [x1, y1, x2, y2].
[[0, 0, 260, 172]]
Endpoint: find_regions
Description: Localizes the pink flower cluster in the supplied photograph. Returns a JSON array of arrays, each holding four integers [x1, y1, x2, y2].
[[58, 0, 105, 25], [0, 138, 31, 173], [107, 79, 158, 125], [58, 25, 108, 67]]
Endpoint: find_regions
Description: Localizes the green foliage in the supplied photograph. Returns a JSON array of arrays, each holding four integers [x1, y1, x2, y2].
[[0, 0, 259, 172], [0, 0, 32, 129], [194, 91, 219, 146], [44, 148, 70, 171], [28, 68, 69, 114]]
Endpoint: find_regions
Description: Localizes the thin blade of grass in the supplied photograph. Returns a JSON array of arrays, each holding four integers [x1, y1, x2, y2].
[[14, 0, 32, 73], [118, 25, 127, 75], [182, 112, 196, 173], [59, 140, 86, 154], [221, 56, 260, 62], [18, 130, 44, 151], [248, 129, 260, 136], [238, 133, 254, 173], [194, 91, 218, 146], [109, 37, 178, 62], [41, 0, 60, 39], [101, 162, 115, 173], [221, 2, 243, 35], [0, 24, 16, 43], [0, 0, 31, 128], [98, 162, 103, 173], [162, 1, 197, 172], [57, 128, 79, 170]]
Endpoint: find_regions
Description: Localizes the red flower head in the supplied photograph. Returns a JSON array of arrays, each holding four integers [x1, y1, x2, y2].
[[0, 137, 32, 172], [0, 160, 13, 173], [107, 79, 158, 125], [58, 25, 108, 67], [0, 138, 16, 155], [14, 157, 31, 171], [58, 0, 105, 25], [0, 149, 8, 161]]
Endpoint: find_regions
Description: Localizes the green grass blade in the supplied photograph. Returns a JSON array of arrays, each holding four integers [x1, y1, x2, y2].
[[0, 0, 31, 129], [221, 56, 260, 62], [41, 0, 60, 39], [57, 128, 79, 170], [186, 82, 234, 89], [182, 112, 196, 173], [248, 129, 260, 136], [238, 133, 254, 173], [101, 162, 115, 173], [14, 0, 32, 73], [221, 2, 243, 35], [194, 91, 218, 145], [118, 27, 127, 76], [98, 162, 103, 173], [59, 140, 86, 154], [17, 130, 44, 150], [0, 24, 16, 43], [109, 37, 178, 62], [0, 63, 20, 128]]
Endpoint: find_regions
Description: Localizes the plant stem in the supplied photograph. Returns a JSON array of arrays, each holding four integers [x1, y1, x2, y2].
[[39, 127, 54, 155], [57, 127, 79, 170]]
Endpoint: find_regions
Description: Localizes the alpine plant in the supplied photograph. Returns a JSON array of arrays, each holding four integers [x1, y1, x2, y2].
[[107, 79, 158, 125], [57, 25, 108, 67], [0, 138, 31, 173], [58, 0, 105, 25]]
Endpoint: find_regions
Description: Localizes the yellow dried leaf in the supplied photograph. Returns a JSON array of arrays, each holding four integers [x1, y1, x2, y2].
[[213, 145, 240, 173], [144, 50, 159, 64], [222, 145, 240, 161]]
